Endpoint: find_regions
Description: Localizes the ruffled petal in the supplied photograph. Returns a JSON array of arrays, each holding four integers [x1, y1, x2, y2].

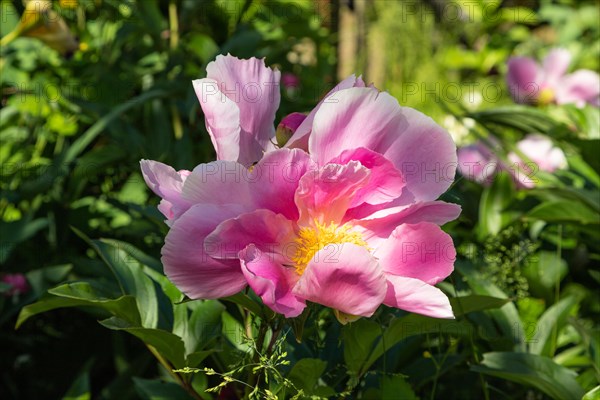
[[181, 161, 253, 207], [329, 147, 405, 207], [192, 78, 242, 162], [351, 201, 461, 248], [506, 57, 542, 104], [161, 204, 248, 299], [285, 74, 366, 150], [308, 87, 456, 201], [240, 245, 306, 318], [140, 160, 192, 221], [194, 54, 281, 166], [204, 209, 297, 262], [374, 222, 456, 285], [295, 161, 370, 226], [292, 243, 387, 317], [249, 148, 315, 220], [384, 275, 454, 319]]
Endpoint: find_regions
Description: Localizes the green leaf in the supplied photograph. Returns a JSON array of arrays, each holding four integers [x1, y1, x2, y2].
[[222, 292, 266, 317], [450, 295, 511, 316], [468, 106, 560, 133], [0, 217, 48, 263], [523, 251, 568, 299], [583, 386, 600, 400], [133, 377, 194, 400], [456, 262, 526, 351], [63, 89, 167, 164], [61, 360, 92, 400], [16, 282, 141, 328], [471, 352, 585, 400], [529, 296, 578, 356], [343, 319, 381, 375], [72, 229, 159, 329], [527, 201, 599, 224], [478, 171, 514, 239], [350, 294, 509, 377], [380, 374, 419, 400], [288, 358, 328, 395], [99, 317, 186, 369]]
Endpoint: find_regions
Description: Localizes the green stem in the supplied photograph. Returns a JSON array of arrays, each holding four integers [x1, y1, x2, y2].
[[146, 345, 204, 400], [168, 0, 179, 50]]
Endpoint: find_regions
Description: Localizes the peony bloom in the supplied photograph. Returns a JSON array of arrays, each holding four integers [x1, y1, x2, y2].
[[508, 134, 567, 188], [2, 273, 30, 297], [457, 134, 566, 188], [507, 48, 600, 107], [457, 140, 499, 186], [143, 55, 461, 323]]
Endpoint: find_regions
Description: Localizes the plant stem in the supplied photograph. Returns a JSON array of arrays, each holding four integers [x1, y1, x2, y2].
[[146, 345, 204, 400]]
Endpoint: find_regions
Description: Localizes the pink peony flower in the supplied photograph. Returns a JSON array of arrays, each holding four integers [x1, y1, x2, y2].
[[2, 273, 29, 296], [143, 56, 461, 322], [457, 141, 499, 186], [507, 48, 600, 107], [457, 134, 566, 188], [508, 134, 567, 188]]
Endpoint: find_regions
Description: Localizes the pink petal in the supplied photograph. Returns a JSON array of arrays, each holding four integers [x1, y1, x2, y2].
[[285, 75, 366, 150], [292, 243, 387, 317], [457, 143, 499, 185], [374, 222, 456, 285], [181, 161, 253, 207], [384, 275, 454, 319], [541, 48, 571, 86], [162, 204, 248, 299], [249, 148, 315, 220], [295, 161, 370, 226], [140, 160, 192, 221], [240, 245, 306, 318], [506, 57, 541, 104], [308, 87, 457, 202], [193, 55, 281, 166], [204, 209, 297, 262], [329, 147, 405, 207], [192, 78, 243, 162], [515, 134, 567, 172], [555, 70, 600, 107]]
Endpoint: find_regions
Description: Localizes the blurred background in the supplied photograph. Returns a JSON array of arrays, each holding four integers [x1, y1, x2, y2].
[[1, 1, 599, 399]]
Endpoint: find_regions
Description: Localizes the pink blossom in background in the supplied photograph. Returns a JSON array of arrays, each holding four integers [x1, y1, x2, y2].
[[2, 273, 29, 296], [508, 134, 567, 188], [457, 134, 566, 188], [142, 55, 461, 323], [457, 142, 499, 186], [507, 48, 600, 107], [281, 72, 300, 88]]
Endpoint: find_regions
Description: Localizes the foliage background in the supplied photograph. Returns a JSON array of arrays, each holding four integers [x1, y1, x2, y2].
[[1, 0, 599, 399]]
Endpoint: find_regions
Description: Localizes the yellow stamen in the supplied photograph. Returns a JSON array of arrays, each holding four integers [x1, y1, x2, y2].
[[537, 87, 555, 105], [291, 220, 368, 275]]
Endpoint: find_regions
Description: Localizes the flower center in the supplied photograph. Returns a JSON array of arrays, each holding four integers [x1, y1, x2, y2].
[[537, 87, 555, 105], [291, 220, 368, 275]]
